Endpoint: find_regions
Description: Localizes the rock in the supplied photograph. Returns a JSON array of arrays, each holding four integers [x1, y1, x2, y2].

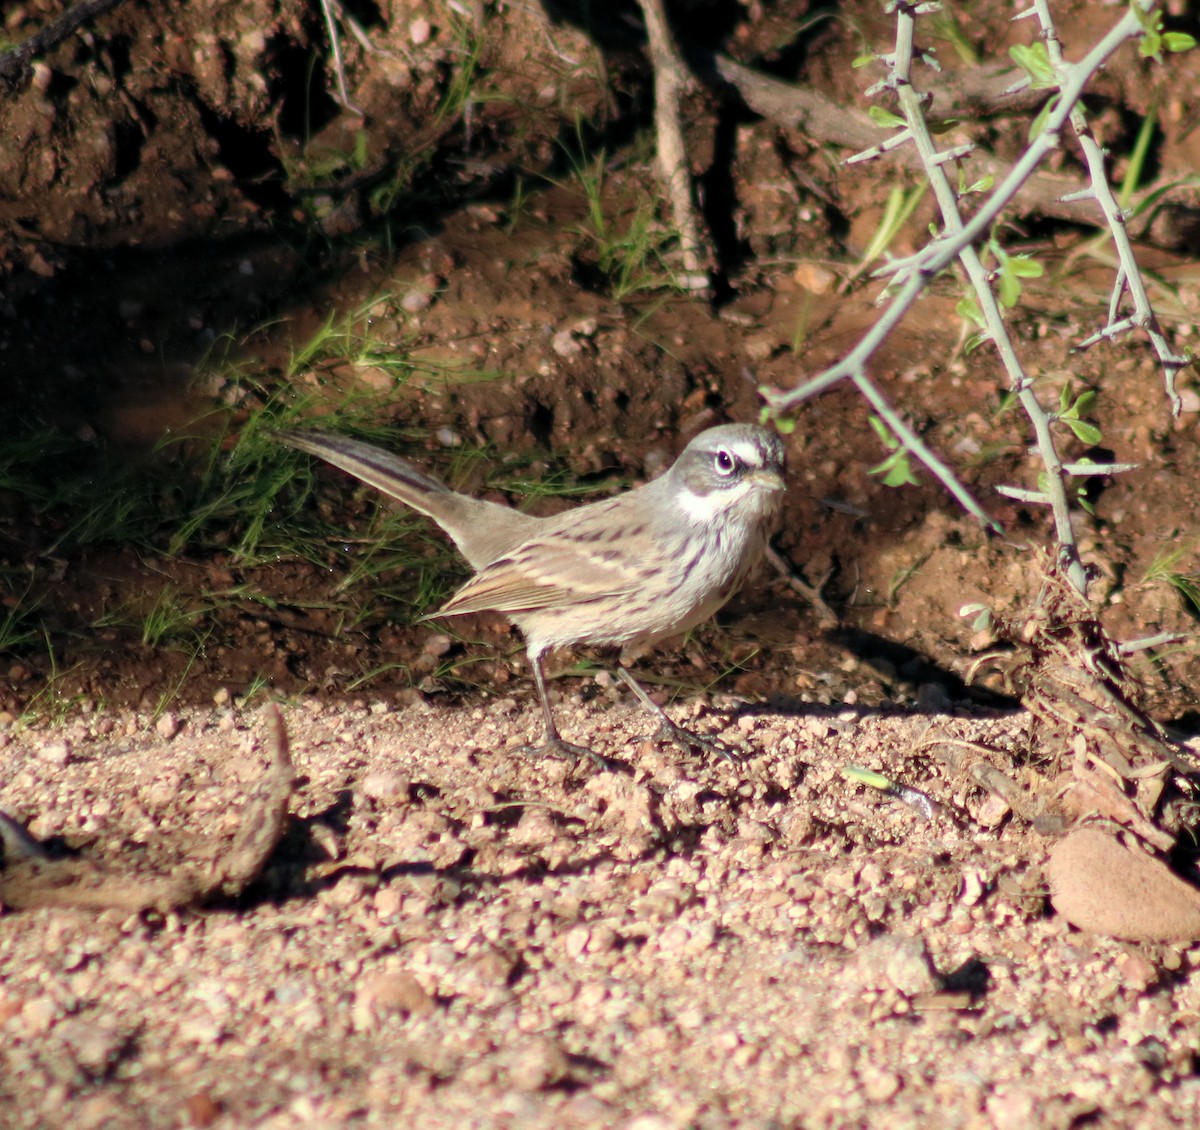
[[1048, 827, 1200, 941], [851, 933, 940, 997], [360, 769, 410, 802], [155, 712, 181, 740], [504, 1037, 570, 1092], [354, 970, 436, 1025], [38, 741, 72, 766]]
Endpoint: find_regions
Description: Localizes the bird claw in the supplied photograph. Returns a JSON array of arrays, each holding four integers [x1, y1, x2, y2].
[[639, 718, 741, 764], [516, 736, 622, 772]]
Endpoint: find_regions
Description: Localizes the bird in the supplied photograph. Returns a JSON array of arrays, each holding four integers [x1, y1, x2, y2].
[[274, 424, 787, 765]]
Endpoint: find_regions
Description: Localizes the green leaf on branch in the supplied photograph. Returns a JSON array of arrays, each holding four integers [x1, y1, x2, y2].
[[1028, 94, 1061, 141], [1009, 42, 1057, 89], [867, 416, 919, 488], [956, 295, 985, 329], [990, 243, 1044, 309], [959, 171, 994, 197], [1071, 389, 1097, 416], [1055, 385, 1103, 445], [1132, 2, 1198, 63], [869, 450, 919, 488], [958, 602, 992, 632], [868, 105, 906, 130], [757, 402, 797, 436], [1065, 418, 1102, 445]]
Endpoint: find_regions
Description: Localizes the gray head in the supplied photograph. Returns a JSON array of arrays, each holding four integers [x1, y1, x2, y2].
[[666, 424, 787, 522]]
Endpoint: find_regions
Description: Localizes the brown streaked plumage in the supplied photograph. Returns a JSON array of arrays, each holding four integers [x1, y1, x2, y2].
[[275, 425, 786, 766]]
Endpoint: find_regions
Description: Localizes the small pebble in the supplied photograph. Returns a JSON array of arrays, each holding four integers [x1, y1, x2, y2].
[[38, 741, 72, 766], [155, 712, 181, 740]]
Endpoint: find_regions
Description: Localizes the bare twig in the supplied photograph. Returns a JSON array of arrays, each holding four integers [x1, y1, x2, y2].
[[0, 0, 129, 91], [318, 0, 365, 116], [879, 2, 1087, 591], [634, 0, 714, 292], [0, 706, 295, 912], [765, 544, 838, 624]]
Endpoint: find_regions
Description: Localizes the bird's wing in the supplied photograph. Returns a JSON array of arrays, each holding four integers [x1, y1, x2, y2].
[[435, 530, 650, 616]]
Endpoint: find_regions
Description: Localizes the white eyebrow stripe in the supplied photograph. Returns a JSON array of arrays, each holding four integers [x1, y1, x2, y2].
[[719, 440, 766, 465]]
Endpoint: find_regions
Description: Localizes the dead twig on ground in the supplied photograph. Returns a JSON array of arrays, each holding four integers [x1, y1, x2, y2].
[[982, 555, 1200, 852], [0, 705, 296, 912], [0, 0, 130, 92], [634, 0, 714, 293]]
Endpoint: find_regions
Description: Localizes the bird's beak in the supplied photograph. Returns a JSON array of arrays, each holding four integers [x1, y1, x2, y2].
[[748, 468, 786, 492]]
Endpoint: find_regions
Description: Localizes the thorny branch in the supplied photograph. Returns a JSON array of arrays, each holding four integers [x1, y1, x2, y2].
[[706, 54, 1199, 254], [1027, 0, 1188, 409], [761, 0, 1190, 597]]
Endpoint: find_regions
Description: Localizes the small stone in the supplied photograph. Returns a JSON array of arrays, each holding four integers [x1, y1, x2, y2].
[[356, 970, 435, 1022], [373, 887, 402, 919], [60, 1018, 126, 1076], [409, 17, 431, 44], [552, 329, 582, 357], [1049, 828, 1200, 941], [20, 996, 58, 1034], [360, 769, 410, 801], [976, 793, 1011, 829], [852, 933, 939, 997], [183, 1093, 222, 1127], [155, 712, 181, 740], [401, 286, 433, 313], [505, 1037, 570, 1091], [1114, 950, 1159, 992], [861, 1068, 902, 1102], [423, 634, 453, 658], [564, 926, 590, 960], [743, 336, 774, 362], [38, 741, 72, 766], [792, 262, 837, 294]]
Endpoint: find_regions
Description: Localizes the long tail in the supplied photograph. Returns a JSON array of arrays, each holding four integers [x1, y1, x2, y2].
[[273, 430, 453, 514], [273, 429, 539, 569]]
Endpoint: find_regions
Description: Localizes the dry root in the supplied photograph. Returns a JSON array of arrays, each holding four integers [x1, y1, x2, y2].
[[0, 705, 295, 914]]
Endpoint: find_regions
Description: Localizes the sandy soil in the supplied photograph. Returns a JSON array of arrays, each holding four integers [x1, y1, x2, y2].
[[3, 0, 1200, 1125]]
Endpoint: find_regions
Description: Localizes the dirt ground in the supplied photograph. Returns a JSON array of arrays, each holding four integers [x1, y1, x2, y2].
[[3, 0, 1200, 1126]]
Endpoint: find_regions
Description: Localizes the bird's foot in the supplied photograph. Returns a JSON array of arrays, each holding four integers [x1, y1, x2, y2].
[[641, 716, 740, 764], [516, 734, 622, 772]]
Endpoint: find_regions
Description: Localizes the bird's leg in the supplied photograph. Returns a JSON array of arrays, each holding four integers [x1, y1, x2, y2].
[[617, 668, 738, 763], [523, 653, 618, 770]]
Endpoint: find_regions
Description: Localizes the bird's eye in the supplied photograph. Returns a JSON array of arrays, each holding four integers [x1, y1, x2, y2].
[[714, 449, 737, 476]]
